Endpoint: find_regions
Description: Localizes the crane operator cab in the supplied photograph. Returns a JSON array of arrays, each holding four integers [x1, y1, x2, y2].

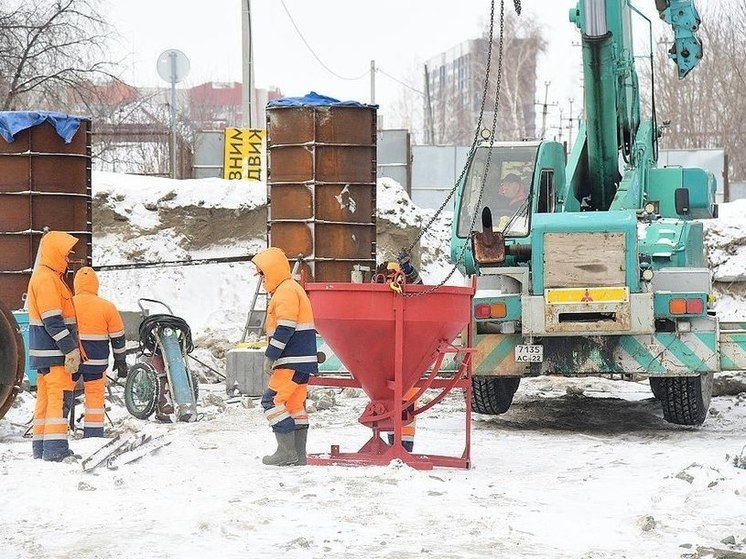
[[455, 140, 567, 268]]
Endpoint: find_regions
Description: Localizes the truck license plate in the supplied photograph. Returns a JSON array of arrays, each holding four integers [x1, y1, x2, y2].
[[515, 344, 543, 362]]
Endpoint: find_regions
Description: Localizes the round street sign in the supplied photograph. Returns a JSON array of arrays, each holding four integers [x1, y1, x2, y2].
[[157, 49, 190, 83]]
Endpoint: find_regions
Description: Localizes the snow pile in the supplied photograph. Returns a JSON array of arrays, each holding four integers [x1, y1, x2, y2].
[[704, 199, 746, 283], [703, 199, 746, 321], [92, 174, 462, 347]]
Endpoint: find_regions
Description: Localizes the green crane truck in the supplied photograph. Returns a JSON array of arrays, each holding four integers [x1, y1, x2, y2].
[[451, 0, 746, 425]]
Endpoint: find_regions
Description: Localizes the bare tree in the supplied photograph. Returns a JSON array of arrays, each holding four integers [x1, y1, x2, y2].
[[645, 2, 746, 180], [0, 0, 116, 111]]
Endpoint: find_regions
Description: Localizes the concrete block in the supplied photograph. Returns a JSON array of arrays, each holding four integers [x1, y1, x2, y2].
[[225, 348, 267, 397]]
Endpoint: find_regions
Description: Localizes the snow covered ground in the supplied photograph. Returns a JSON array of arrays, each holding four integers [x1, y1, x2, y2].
[[2, 172, 746, 558], [2, 377, 746, 558]]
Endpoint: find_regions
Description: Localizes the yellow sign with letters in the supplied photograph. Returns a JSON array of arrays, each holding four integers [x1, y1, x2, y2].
[[223, 128, 265, 182]]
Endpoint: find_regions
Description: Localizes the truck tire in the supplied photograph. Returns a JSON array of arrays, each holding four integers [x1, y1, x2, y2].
[[648, 377, 664, 400], [471, 376, 520, 415], [656, 372, 713, 426]]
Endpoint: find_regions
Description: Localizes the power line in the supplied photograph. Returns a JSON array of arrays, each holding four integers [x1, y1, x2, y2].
[[377, 68, 425, 97], [279, 0, 369, 81]]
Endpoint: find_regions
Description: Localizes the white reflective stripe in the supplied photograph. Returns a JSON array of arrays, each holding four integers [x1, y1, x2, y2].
[[29, 349, 64, 357], [52, 329, 71, 341], [43, 434, 68, 440], [277, 319, 297, 328], [274, 356, 317, 366], [85, 407, 106, 414], [79, 334, 109, 341], [33, 419, 46, 426], [402, 435, 415, 442], [64, 318, 77, 325], [45, 417, 69, 425], [296, 323, 316, 331], [41, 309, 62, 319], [269, 338, 286, 350], [84, 359, 109, 366], [264, 405, 291, 425], [29, 319, 43, 326], [112, 347, 126, 354], [33, 434, 44, 440], [109, 330, 125, 338], [84, 421, 105, 428], [293, 417, 309, 426]]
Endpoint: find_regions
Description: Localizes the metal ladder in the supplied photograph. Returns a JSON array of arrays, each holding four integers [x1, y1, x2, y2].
[[240, 279, 267, 343], [240, 256, 305, 343]]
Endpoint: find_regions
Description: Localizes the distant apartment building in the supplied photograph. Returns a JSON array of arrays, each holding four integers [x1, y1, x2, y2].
[[425, 37, 538, 144]]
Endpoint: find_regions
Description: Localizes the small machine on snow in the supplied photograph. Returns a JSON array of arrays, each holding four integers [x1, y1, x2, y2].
[[124, 298, 198, 422]]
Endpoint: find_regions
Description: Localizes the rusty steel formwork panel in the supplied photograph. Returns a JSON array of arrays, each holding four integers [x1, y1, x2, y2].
[[0, 120, 92, 310], [267, 104, 377, 282]]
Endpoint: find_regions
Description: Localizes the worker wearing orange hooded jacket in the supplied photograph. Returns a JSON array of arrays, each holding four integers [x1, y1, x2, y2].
[[27, 231, 81, 461], [252, 247, 318, 466], [73, 267, 127, 438]]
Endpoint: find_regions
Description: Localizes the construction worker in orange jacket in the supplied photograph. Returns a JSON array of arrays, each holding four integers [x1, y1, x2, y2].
[[378, 253, 422, 452], [27, 231, 80, 461], [252, 247, 318, 466], [72, 267, 127, 437]]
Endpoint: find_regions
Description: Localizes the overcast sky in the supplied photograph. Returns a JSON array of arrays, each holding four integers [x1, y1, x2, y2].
[[104, 0, 713, 134]]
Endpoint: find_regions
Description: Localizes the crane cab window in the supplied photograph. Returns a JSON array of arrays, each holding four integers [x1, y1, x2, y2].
[[457, 144, 538, 238], [537, 169, 556, 213]]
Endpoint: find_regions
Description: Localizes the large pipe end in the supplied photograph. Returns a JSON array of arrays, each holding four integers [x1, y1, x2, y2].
[[0, 301, 25, 419]]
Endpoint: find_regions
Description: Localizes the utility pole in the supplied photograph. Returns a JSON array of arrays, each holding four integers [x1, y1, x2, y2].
[[424, 64, 435, 145], [540, 81, 550, 139], [568, 98, 575, 149], [241, 0, 254, 128], [370, 60, 376, 105]]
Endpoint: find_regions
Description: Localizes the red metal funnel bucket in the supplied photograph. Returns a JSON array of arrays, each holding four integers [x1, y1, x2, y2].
[[306, 283, 472, 403]]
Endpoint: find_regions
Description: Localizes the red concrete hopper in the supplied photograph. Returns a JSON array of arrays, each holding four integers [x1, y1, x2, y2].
[[306, 283, 472, 402]]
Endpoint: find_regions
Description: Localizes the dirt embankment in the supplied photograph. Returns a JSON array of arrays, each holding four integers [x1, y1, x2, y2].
[[93, 192, 267, 252]]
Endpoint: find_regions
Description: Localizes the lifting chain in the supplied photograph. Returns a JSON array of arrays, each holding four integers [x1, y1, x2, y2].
[[401, 0, 521, 298]]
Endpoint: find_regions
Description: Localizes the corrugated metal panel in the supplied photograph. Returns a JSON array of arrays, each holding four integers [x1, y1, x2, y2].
[[0, 120, 92, 310], [267, 105, 377, 282]]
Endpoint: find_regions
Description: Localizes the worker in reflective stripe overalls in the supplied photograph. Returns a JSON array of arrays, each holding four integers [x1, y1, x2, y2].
[[73, 267, 127, 437], [252, 247, 318, 466], [27, 231, 80, 461]]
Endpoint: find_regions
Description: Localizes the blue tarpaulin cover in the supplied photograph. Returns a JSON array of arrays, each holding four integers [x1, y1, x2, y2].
[[0, 111, 86, 144], [267, 91, 377, 108]]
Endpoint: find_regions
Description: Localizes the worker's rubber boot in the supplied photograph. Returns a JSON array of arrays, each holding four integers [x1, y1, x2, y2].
[[294, 426, 308, 466], [262, 431, 298, 466]]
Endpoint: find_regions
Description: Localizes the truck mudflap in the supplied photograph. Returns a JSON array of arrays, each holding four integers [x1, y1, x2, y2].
[[472, 331, 720, 376], [719, 322, 746, 371]]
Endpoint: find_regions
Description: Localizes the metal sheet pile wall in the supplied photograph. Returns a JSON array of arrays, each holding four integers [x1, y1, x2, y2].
[[0, 120, 92, 309], [267, 105, 377, 282]]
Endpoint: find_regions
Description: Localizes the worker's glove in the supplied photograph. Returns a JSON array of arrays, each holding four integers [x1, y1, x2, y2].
[[114, 360, 129, 379], [263, 357, 274, 376], [64, 349, 81, 375]]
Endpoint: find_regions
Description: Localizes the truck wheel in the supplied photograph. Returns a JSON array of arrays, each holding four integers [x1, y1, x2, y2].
[[656, 373, 713, 426], [124, 363, 160, 420], [471, 376, 520, 415], [648, 377, 664, 400]]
